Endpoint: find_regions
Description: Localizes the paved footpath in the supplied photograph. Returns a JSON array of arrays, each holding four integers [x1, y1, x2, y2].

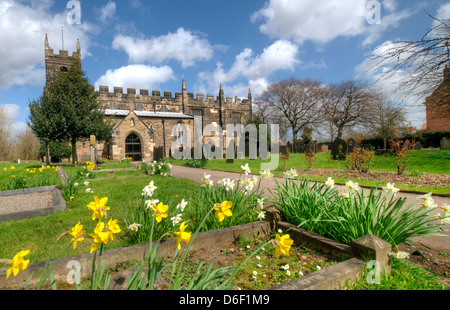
[[171, 165, 450, 254]]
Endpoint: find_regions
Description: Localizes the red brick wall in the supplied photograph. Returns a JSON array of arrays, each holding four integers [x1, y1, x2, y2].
[[424, 67, 450, 132]]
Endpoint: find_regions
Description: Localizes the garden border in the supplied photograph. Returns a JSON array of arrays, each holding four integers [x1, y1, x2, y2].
[[0, 206, 391, 290]]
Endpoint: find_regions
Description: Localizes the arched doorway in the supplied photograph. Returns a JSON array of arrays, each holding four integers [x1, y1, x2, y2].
[[125, 133, 142, 161]]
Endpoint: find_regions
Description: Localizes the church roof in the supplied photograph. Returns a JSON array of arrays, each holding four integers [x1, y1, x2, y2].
[[103, 109, 194, 119]]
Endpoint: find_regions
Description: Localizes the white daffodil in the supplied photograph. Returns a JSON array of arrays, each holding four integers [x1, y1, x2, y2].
[[382, 183, 400, 195], [170, 214, 183, 226], [325, 177, 334, 188], [217, 178, 227, 187], [416, 193, 432, 201], [339, 192, 350, 199], [241, 163, 251, 175], [345, 180, 360, 191], [128, 223, 142, 232], [257, 210, 266, 220], [201, 173, 211, 183], [244, 178, 255, 192], [145, 199, 159, 210], [434, 211, 450, 224], [259, 169, 273, 179], [177, 199, 188, 211], [225, 179, 235, 191], [288, 168, 298, 178], [257, 198, 264, 209], [390, 250, 410, 259], [422, 198, 438, 210], [142, 181, 157, 196]]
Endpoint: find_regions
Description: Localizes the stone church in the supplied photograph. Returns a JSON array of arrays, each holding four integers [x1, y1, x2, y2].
[[44, 35, 253, 162]]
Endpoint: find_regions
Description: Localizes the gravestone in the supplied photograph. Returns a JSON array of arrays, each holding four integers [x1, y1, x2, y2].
[[331, 138, 347, 160], [414, 141, 421, 150], [404, 139, 411, 150], [347, 138, 356, 154], [153, 146, 164, 162], [440, 137, 450, 149]]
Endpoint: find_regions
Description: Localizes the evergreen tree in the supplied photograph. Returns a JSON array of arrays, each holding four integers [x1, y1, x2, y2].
[[28, 58, 113, 163]]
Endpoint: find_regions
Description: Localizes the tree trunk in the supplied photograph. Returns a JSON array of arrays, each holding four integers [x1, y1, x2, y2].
[[292, 127, 296, 153], [45, 140, 50, 165], [71, 137, 78, 164], [337, 126, 344, 140]]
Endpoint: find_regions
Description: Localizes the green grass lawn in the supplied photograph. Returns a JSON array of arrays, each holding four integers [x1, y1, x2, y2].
[[0, 174, 199, 265], [344, 257, 449, 290], [168, 149, 450, 194]]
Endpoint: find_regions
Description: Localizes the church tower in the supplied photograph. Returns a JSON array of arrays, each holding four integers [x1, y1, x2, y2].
[[44, 33, 81, 90]]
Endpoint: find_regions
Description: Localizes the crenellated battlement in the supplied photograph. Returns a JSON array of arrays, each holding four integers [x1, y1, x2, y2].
[[97, 84, 251, 106]]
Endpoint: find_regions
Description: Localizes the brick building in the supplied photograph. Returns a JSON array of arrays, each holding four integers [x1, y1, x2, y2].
[[44, 35, 252, 162], [423, 66, 450, 132]]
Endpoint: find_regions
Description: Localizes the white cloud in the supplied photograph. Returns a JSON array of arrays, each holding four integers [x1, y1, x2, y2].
[[251, 0, 412, 47], [112, 28, 214, 68], [94, 64, 175, 93], [435, 2, 450, 20], [197, 40, 299, 96], [354, 42, 428, 128], [0, 0, 96, 90], [96, 1, 116, 23], [0, 104, 29, 135], [251, 0, 367, 45]]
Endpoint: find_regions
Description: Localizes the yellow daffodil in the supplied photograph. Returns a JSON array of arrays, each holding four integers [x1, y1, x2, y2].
[[69, 222, 85, 249], [213, 201, 233, 222], [90, 222, 110, 253], [6, 250, 30, 279], [152, 202, 169, 223], [10, 166, 15, 170], [273, 234, 293, 258], [174, 222, 191, 250], [106, 219, 121, 241], [87, 196, 110, 221]]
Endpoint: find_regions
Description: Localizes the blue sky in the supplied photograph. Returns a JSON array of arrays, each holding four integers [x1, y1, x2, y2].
[[0, 0, 448, 137]]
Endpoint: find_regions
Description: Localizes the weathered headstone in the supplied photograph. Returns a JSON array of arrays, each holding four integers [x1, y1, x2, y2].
[[404, 139, 411, 150], [347, 138, 356, 154], [331, 138, 347, 160], [414, 141, 421, 150], [440, 137, 450, 149]]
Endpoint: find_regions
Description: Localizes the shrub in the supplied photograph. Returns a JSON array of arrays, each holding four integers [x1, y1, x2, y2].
[[184, 159, 208, 168]]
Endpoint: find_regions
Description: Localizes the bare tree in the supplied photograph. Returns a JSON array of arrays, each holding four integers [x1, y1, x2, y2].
[[252, 99, 290, 143], [0, 106, 12, 160], [364, 92, 407, 149], [323, 80, 376, 140], [258, 77, 326, 150], [369, 13, 450, 117], [14, 127, 40, 161]]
